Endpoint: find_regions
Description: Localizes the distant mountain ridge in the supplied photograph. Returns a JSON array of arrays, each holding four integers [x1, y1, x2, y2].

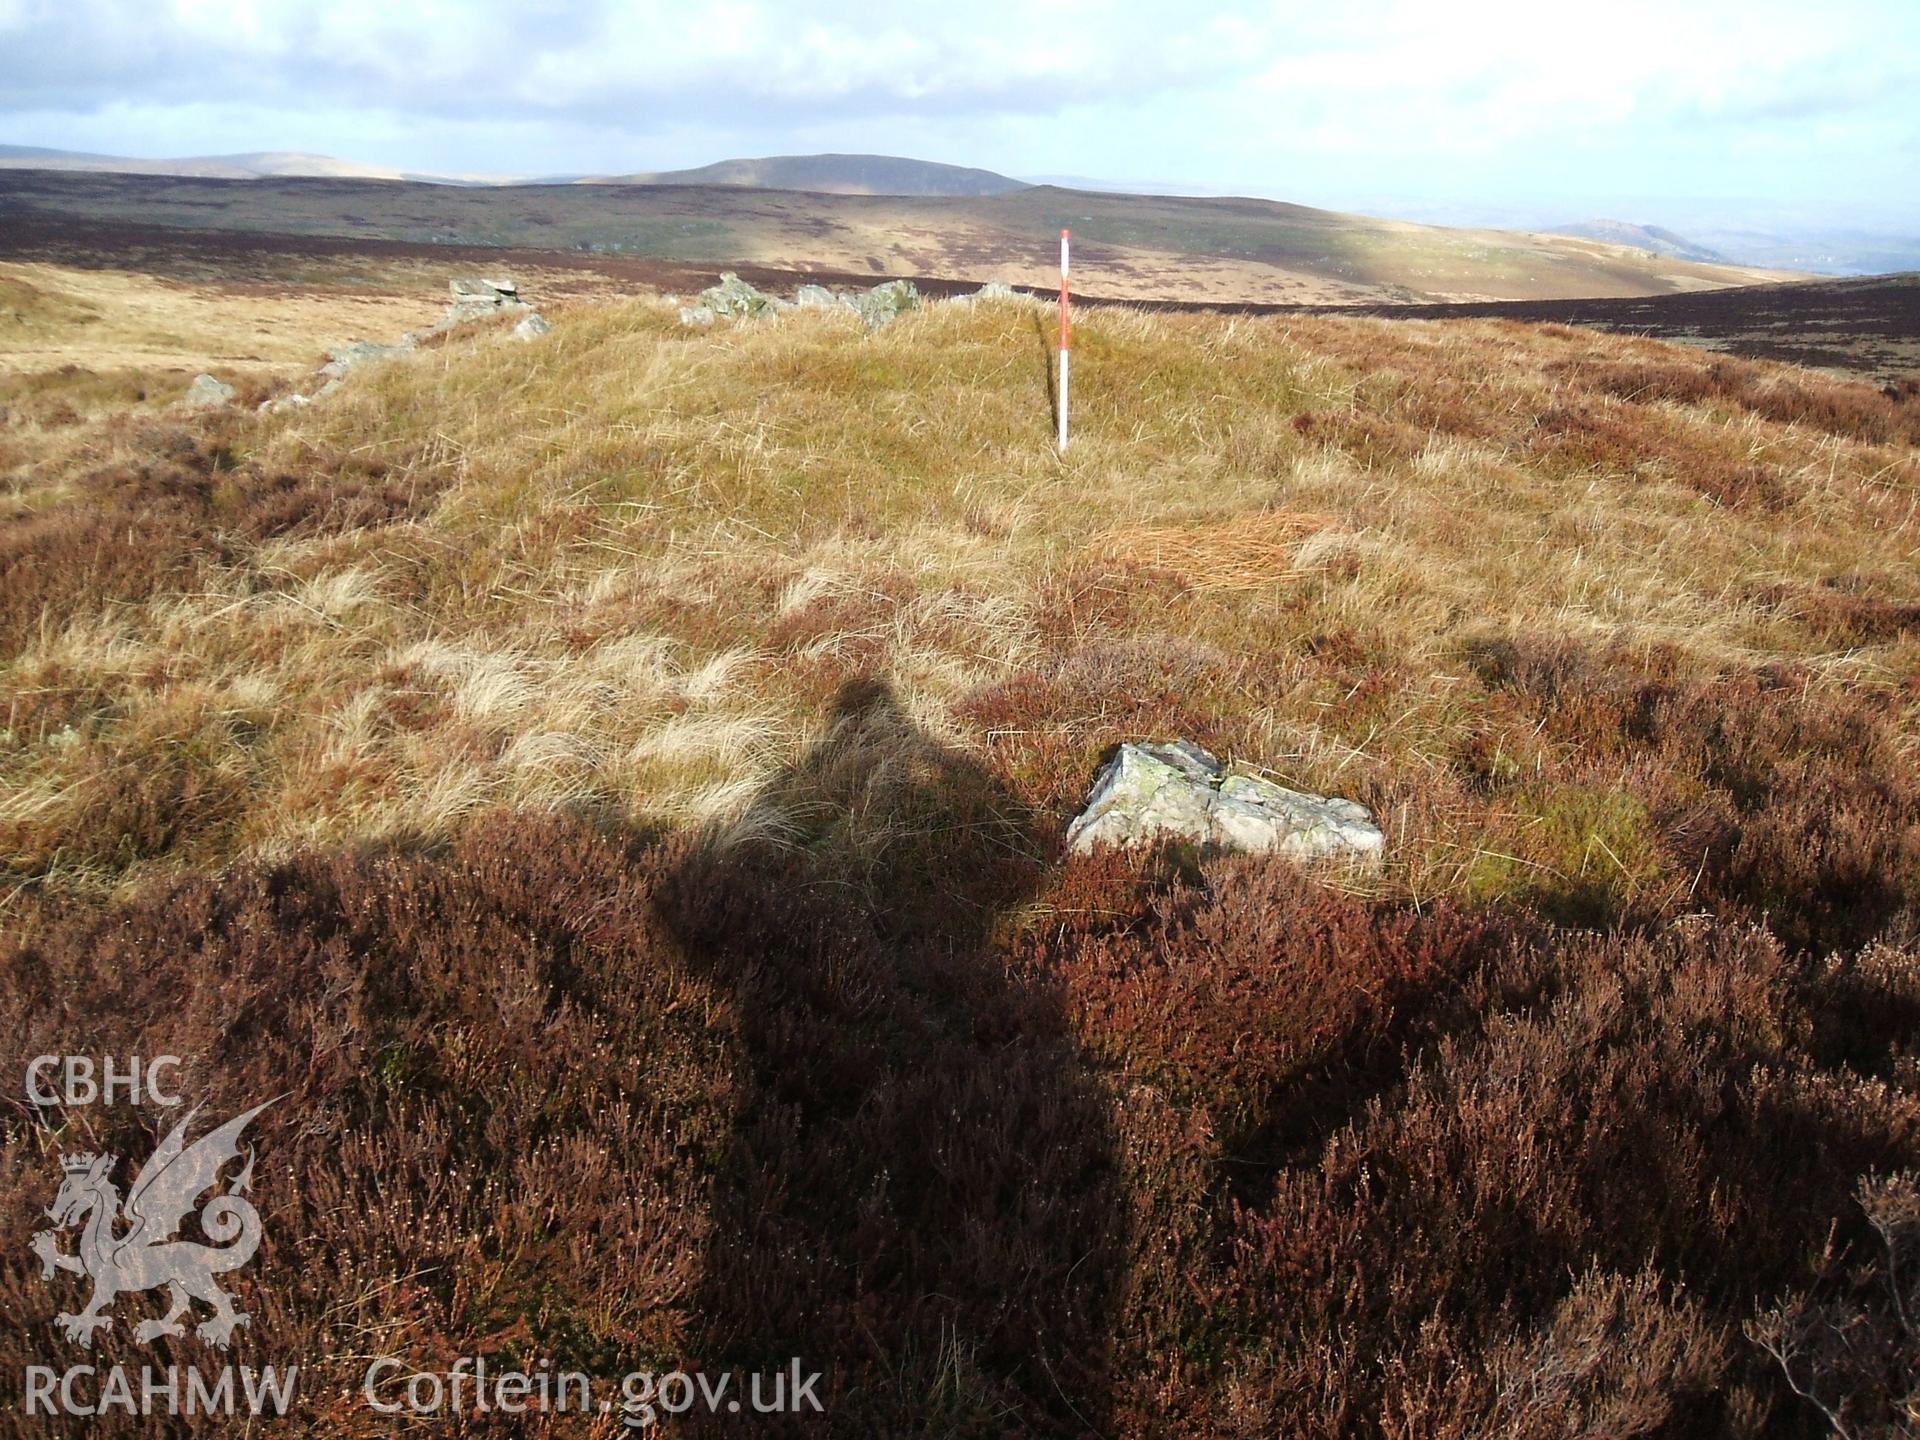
[[0, 145, 500, 185], [0, 145, 1032, 198], [1548, 218, 1729, 264], [0, 166, 1803, 309], [589, 153, 1029, 197]]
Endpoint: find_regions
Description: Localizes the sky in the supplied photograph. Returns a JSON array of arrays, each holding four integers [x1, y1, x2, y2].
[[2, 0, 1917, 230]]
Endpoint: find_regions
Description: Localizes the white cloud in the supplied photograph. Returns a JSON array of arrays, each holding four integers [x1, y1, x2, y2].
[[0, 0, 1278, 119], [0, 0, 1914, 221]]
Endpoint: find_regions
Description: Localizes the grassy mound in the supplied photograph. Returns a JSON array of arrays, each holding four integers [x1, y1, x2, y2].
[[3, 293, 1919, 1434]]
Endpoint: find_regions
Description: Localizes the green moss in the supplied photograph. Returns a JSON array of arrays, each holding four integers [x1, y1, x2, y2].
[[1467, 781, 1667, 926]]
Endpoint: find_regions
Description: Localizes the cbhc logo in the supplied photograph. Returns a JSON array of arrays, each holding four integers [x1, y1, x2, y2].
[[26, 1056, 184, 1108]]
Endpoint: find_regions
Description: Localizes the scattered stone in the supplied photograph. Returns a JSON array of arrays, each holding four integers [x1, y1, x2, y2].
[[687, 275, 916, 328], [1066, 740, 1385, 861], [853, 279, 921, 329], [444, 276, 527, 326], [512, 312, 552, 340], [318, 338, 415, 379], [947, 280, 1017, 308], [183, 373, 235, 408], [699, 272, 788, 318]]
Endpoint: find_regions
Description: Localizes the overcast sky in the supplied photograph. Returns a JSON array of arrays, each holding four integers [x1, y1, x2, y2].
[[3, 0, 1916, 227]]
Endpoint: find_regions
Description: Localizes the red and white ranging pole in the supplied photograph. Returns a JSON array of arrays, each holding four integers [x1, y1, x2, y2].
[[1057, 227, 1071, 453]]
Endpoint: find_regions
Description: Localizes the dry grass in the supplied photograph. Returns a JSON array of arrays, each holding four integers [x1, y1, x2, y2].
[[1088, 508, 1342, 590], [0, 260, 445, 382], [4, 287, 1919, 909]]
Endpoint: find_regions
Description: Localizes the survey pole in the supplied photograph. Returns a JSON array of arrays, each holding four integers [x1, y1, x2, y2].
[[1058, 228, 1071, 453]]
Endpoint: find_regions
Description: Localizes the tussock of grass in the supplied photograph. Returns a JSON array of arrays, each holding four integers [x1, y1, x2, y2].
[[5, 291, 1919, 906], [1088, 508, 1341, 590]]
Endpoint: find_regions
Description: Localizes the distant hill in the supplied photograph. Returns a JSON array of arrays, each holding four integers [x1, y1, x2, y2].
[[0, 145, 504, 185], [0, 145, 1030, 197], [594, 153, 1028, 197], [1548, 219, 1728, 265], [1672, 226, 1920, 278], [0, 169, 1803, 307]]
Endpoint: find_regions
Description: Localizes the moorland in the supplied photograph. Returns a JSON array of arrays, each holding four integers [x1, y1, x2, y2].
[[2, 177, 1918, 1436]]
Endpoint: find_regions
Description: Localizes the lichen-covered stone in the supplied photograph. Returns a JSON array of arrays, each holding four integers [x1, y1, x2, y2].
[[318, 338, 414, 378], [794, 284, 844, 308], [1066, 740, 1385, 861], [512, 312, 552, 340], [183, 374, 235, 408], [853, 279, 920, 328], [699, 272, 786, 317], [947, 280, 1017, 308], [445, 277, 516, 299], [444, 277, 526, 326]]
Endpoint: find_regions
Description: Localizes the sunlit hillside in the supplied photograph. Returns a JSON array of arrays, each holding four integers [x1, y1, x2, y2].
[[0, 168, 1801, 304]]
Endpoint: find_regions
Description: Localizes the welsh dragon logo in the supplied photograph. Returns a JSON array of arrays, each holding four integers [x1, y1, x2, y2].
[[31, 1100, 275, 1349]]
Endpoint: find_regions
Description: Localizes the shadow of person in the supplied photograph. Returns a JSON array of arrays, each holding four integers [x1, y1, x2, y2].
[[656, 678, 1120, 1435], [1032, 309, 1062, 444]]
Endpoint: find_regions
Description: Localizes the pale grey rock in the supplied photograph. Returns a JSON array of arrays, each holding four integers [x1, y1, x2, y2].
[[1143, 738, 1219, 780], [699, 272, 786, 317], [696, 274, 913, 326], [444, 276, 528, 326], [318, 338, 414, 378], [512, 312, 552, 340], [1065, 740, 1385, 861], [1067, 743, 1216, 850], [449, 277, 517, 303], [184, 374, 235, 408], [258, 392, 311, 414], [947, 280, 1032, 310], [853, 279, 920, 328]]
